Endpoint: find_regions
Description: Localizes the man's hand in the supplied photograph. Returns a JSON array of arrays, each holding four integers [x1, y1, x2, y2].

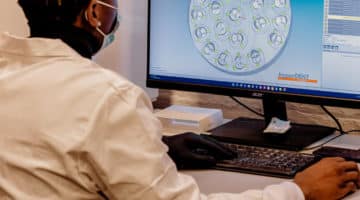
[[294, 157, 360, 200], [162, 132, 236, 169]]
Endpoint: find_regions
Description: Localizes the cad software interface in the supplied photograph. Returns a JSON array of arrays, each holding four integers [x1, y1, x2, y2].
[[149, 0, 360, 100]]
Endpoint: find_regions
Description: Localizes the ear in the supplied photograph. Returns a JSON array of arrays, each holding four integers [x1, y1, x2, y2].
[[84, 0, 101, 28]]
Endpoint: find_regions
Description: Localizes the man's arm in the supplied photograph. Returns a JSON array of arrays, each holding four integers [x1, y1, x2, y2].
[[79, 84, 359, 200]]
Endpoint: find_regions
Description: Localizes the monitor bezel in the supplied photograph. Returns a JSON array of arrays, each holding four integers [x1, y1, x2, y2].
[[146, 0, 360, 109]]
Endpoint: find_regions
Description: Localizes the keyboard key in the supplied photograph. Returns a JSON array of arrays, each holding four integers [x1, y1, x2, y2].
[[213, 142, 318, 178]]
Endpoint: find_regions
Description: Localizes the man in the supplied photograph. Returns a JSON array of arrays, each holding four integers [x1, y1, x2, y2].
[[0, 0, 358, 199]]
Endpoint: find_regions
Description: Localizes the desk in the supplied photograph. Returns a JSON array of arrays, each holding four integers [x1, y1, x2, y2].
[[161, 119, 360, 199], [183, 169, 360, 199]]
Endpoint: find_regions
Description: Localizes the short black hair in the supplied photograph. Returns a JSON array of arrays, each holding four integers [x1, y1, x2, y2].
[[18, 0, 91, 26]]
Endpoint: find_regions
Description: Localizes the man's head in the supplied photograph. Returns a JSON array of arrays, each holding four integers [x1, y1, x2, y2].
[[18, 0, 119, 55]]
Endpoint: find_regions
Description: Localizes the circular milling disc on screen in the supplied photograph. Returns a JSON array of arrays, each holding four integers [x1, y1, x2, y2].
[[189, 0, 292, 75]]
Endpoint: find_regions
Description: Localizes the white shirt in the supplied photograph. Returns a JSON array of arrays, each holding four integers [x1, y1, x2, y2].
[[0, 32, 305, 200]]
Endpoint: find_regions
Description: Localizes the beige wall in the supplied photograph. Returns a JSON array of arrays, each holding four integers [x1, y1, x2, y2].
[[155, 90, 360, 133], [0, 0, 29, 36]]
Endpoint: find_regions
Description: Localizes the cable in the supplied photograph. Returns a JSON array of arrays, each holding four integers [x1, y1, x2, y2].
[[303, 105, 347, 150], [229, 98, 357, 150], [229, 98, 350, 135], [230, 96, 264, 117], [304, 106, 360, 150], [320, 105, 345, 135]]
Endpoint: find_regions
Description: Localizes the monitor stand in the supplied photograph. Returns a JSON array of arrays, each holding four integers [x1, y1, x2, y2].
[[209, 97, 336, 151]]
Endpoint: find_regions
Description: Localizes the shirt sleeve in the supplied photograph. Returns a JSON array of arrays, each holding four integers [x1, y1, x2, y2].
[[78, 83, 305, 200]]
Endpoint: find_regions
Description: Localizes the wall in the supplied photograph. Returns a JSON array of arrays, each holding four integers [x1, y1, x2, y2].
[[0, 0, 158, 99], [0, 0, 29, 36]]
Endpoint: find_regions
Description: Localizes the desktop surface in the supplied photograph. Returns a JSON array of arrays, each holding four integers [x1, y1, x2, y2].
[[183, 169, 360, 200]]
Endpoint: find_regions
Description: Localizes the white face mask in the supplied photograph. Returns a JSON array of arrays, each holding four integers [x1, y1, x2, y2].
[[86, 1, 121, 50]]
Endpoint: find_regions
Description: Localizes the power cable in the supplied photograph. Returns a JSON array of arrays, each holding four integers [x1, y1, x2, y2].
[[229, 96, 264, 118]]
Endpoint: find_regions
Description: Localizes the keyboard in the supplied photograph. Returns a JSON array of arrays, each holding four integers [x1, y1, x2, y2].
[[313, 146, 360, 162], [214, 141, 318, 178]]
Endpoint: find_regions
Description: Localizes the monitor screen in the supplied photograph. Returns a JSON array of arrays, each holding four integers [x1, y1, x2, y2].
[[147, 0, 360, 107]]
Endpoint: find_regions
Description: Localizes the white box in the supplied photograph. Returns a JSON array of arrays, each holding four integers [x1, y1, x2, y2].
[[155, 105, 224, 132]]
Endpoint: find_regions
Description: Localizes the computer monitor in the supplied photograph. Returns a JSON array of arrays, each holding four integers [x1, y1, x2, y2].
[[147, 0, 360, 150]]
